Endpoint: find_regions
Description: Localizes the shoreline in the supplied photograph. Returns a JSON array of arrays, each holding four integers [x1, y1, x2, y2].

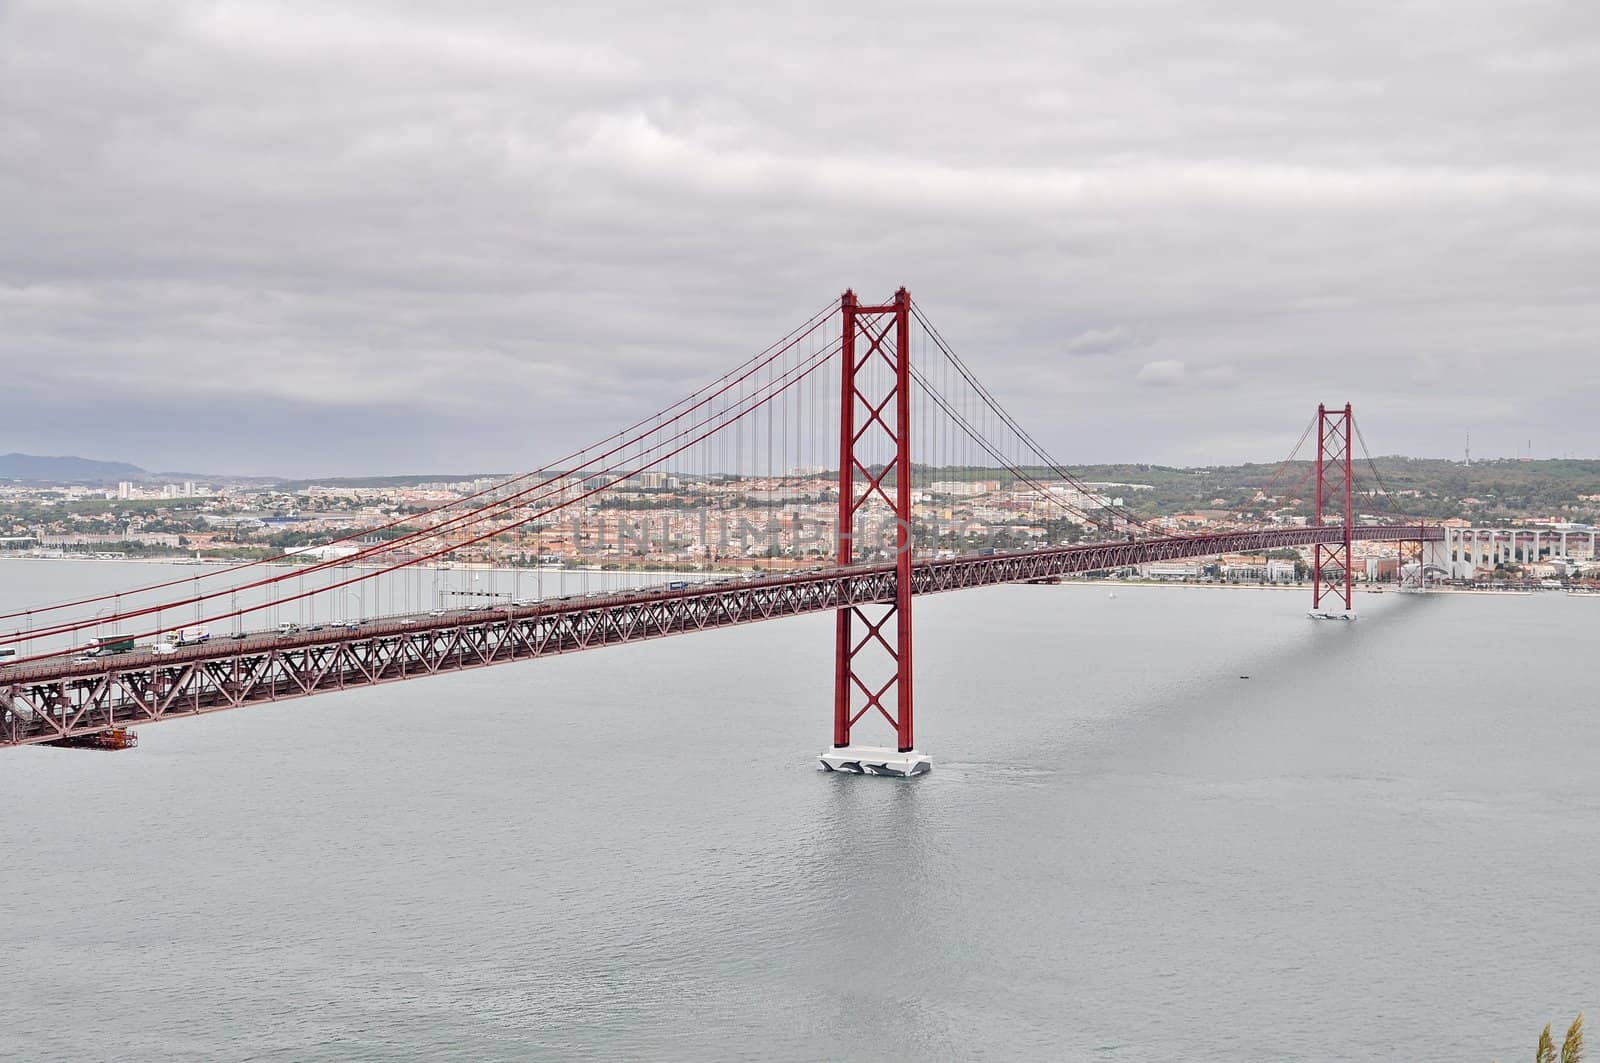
[[1052, 578, 1539, 596], [0, 554, 747, 581], [0, 554, 1575, 596]]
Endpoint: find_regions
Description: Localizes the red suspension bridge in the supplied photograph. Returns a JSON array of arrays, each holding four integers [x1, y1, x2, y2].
[[0, 290, 1438, 767]]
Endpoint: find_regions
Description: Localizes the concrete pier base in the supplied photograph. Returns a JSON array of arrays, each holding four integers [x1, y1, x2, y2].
[[819, 745, 932, 777], [1307, 609, 1357, 621]]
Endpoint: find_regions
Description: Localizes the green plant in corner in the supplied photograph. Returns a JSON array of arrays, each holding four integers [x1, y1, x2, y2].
[[1562, 1013, 1585, 1063], [1524, 1012, 1583, 1063], [1500, 1014, 1583, 1063]]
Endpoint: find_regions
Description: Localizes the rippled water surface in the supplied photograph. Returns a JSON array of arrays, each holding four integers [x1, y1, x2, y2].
[[3, 560, 1596, 1061]]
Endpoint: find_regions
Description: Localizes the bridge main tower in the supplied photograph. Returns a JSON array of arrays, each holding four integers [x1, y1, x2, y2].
[[818, 288, 931, 776], [1310, 402, 1356, 619]]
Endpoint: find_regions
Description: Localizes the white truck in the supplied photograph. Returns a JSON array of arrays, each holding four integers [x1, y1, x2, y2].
[[163, 625, 211, 647]]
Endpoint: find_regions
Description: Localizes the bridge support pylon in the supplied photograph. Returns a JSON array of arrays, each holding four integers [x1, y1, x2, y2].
[[1309, 402, 1356, 620], [818, 288, 931, 777]]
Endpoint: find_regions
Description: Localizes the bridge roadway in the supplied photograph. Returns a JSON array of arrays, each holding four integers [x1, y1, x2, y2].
[[1, 524, 1438, 748]]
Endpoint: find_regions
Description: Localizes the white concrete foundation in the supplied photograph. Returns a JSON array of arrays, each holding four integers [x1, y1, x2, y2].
[[1307, 609, 1357, 621], [819, 745, 932, 777]]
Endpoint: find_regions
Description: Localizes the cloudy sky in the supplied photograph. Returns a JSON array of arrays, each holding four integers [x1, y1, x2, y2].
[[2, 0, 1596, 475]]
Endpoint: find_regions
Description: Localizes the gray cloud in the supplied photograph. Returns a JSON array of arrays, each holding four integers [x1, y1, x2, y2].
[[1064, 325, 1144, 356], [1137, 360, 1187, 387], [2, 0, 1598, 474]]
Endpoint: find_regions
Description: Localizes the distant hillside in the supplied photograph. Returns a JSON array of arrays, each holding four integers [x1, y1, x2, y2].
[[1056, 457, 1600, 522], [271, 473, 513, 491], [0, 452, 146, 483]]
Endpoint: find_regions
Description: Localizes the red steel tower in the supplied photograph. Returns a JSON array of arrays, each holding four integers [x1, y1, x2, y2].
[[819, 288, 929, 776], [1311, 402, 1355, 617]]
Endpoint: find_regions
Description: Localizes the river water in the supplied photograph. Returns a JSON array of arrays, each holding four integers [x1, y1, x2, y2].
[[2, 560, 1596, 1061]]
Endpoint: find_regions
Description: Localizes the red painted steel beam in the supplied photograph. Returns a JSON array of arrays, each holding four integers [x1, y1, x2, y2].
[[892, 288, 914, 753], [833, 291, 857, 748]]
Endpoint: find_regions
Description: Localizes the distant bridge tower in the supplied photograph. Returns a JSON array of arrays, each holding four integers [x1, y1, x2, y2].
[[818, 288, 931, 776], [1310, 402, 1356, 620]]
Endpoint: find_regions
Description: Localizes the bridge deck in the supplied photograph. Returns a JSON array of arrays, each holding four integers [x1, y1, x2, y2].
[[1, 525, 1437, 748]]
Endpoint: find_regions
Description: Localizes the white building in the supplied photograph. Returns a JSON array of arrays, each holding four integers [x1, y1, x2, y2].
[[1142, 561, 1205, 580], [927, 481, 988, 498], [284, 544, 362, 562]]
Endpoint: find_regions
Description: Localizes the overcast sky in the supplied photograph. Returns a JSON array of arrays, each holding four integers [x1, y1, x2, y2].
[[2, 0, 1596, 475]]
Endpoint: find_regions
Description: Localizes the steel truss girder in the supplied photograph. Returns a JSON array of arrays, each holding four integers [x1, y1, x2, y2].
[[0, 524, 1437, 749]]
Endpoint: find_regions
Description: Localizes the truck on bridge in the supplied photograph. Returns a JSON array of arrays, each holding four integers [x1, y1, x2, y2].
[[161, 625, 211, 647], [87, 635, 135, 657]]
